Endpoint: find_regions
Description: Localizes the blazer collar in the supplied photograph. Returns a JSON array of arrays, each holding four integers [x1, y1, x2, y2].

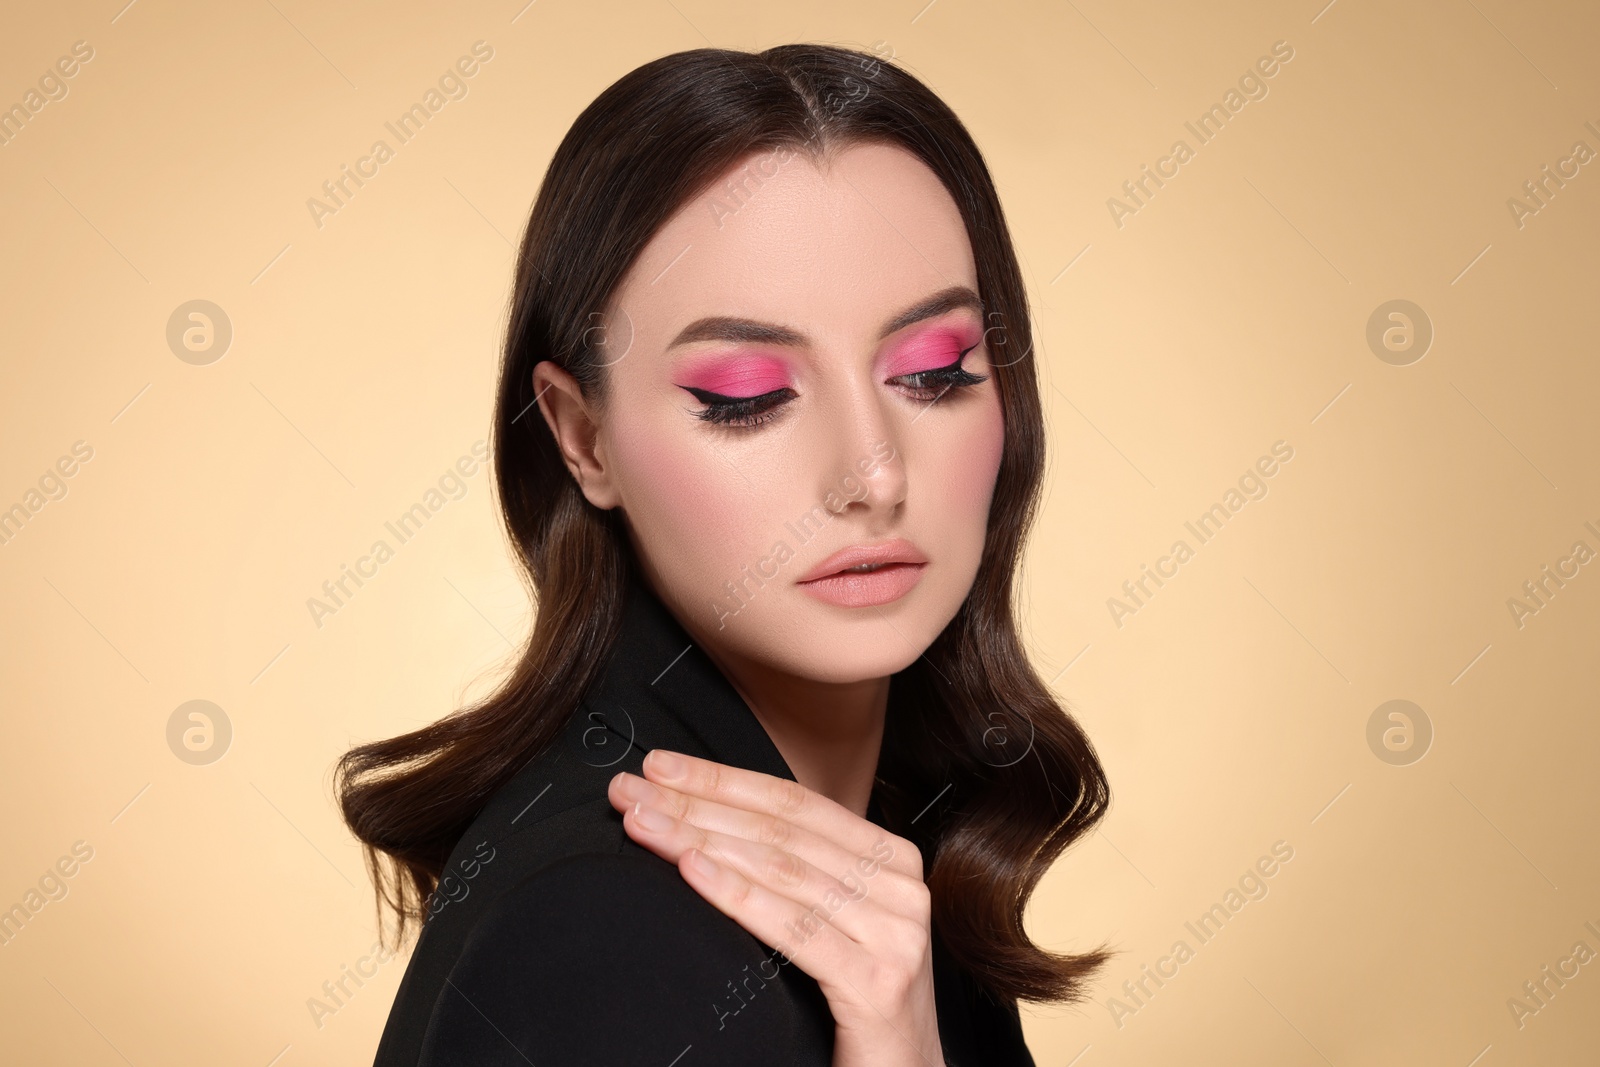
[[579, 572, 799, 784]]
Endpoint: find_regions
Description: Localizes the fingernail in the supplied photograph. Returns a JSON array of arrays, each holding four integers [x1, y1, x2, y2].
[[685, 849, 717, 877], [632, 801, 674, 833], [648, 749, 686, 781]]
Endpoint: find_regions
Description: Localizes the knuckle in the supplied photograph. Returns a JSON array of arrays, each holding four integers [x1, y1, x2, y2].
[[773, 778, 810, 818], [884, 918, 929, 970], [902, 880, 931, 921], [726, 876, 753, 908], [756, 814, 793, 850], [874, 832, 922, 878], [762, 849, 808, 890]]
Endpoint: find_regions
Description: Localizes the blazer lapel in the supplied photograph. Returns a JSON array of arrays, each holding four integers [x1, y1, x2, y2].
[[578, 574, 800, 784]]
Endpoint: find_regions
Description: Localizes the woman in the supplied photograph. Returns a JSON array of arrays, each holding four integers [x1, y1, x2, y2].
[[338, 42, 1111, 1066]]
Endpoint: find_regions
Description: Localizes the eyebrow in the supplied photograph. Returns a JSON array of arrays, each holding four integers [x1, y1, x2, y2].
[[665, 284, 984, 350]]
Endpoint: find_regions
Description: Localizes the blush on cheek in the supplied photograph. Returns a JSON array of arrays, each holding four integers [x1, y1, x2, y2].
[[611, 425, 769, 578], [944, 402, 1006, 517]]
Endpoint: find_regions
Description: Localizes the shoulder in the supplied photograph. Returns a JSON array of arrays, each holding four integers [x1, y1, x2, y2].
[[419, 697, 641, 902], [416, 846, 834, 1066]]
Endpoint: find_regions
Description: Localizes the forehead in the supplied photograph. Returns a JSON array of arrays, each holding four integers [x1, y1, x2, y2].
[[612, 141, 978, 345]]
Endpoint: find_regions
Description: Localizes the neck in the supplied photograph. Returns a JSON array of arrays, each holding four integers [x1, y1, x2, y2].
[[698, 643, 888, 819]]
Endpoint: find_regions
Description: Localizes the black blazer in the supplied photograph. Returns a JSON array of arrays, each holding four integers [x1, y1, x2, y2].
[[372, 574, 1036, 1066]]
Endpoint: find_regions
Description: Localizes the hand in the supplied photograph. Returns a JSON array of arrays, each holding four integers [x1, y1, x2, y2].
[[607, 749, 945, 1067]]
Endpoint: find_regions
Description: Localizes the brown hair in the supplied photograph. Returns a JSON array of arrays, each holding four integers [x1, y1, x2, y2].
[[337, 42, 1112, 1007]]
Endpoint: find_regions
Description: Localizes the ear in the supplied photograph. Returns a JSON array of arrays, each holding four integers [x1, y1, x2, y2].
[[532, 360, 622, 510]]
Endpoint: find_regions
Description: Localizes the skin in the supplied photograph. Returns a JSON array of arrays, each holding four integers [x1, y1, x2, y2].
[[536, 141, 1006, 1067]]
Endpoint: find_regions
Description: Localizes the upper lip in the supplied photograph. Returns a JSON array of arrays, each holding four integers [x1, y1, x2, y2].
[[796, 538, 929, 583]]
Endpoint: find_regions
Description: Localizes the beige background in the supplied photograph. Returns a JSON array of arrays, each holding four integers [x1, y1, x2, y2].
[[2, 0, 1596, 1063]]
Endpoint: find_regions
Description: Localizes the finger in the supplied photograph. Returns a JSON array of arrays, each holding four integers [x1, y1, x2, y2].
[[635, 750, 922, 878], [674, 845, 876, 996], [620, 800, 911, 944], [609, 772, 922, 909]]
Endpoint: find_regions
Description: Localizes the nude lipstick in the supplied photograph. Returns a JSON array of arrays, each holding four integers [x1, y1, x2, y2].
[[795, 537, 928, 608]]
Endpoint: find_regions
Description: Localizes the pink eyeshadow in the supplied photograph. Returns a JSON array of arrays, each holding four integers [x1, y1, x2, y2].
[[880, 324, 983, 378], [674, 353, 792, 397]]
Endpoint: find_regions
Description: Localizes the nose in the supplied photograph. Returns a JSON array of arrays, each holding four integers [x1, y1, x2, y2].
[[815, 378, 907, 520]]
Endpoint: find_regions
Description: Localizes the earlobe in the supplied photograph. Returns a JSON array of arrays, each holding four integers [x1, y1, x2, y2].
[[531, 361, 621, 510]]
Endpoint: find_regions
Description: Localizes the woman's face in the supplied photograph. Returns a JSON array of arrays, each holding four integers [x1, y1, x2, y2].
[[540, 141, 1005, 685]]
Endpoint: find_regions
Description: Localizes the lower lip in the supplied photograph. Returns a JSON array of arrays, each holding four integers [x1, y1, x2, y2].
[[797, 562, 926, 608]]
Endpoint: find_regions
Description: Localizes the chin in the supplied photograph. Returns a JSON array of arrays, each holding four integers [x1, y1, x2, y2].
[[781, 632, 925, 684]]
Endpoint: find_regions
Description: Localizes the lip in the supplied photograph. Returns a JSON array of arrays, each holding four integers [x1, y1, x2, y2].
[[796, 538, 929, 583], [795, 538, 929, 608]]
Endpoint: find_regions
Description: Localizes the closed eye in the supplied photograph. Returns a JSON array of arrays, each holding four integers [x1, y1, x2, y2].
[[680, 343, 986, 427], [889, 344, 987, 401], [681, 385, 797, 427]]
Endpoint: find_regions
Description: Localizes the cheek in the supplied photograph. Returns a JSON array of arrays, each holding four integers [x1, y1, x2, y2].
[[939, 398, 1005, 532], [607, 414, 776, 580]]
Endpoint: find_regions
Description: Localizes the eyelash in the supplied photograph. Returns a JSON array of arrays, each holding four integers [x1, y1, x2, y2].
[[682, 386, 798, 428], [684, 345, 987, 428]]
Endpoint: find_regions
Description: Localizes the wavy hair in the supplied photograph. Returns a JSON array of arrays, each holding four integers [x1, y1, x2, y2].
[[337, 42, 1111, 1007]]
